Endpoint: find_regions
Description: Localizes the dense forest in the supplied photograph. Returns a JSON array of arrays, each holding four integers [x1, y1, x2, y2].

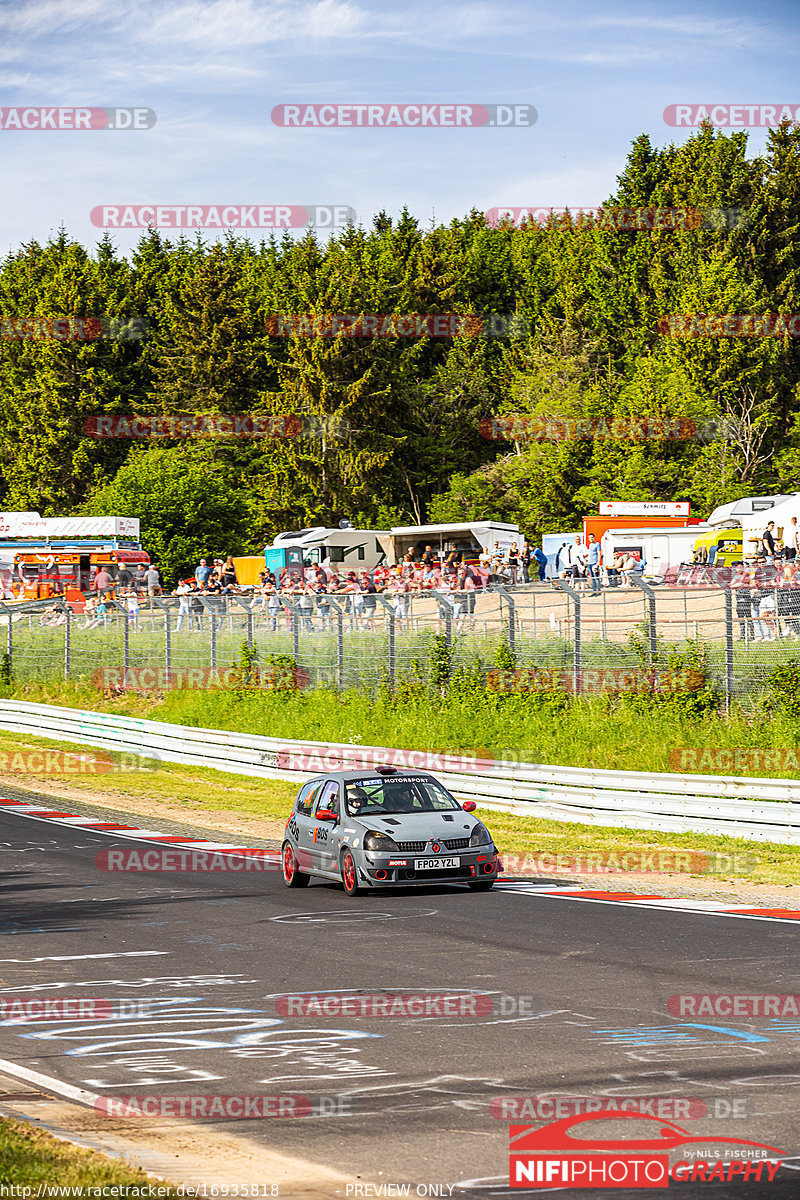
[[1, 124, 798, 579]]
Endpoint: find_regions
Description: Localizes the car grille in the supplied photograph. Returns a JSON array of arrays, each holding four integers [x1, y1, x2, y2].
[[396, 837, 471, 852]]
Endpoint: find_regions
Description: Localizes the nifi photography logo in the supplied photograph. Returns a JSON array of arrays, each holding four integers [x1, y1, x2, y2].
[[508, 1112, 784, 1189]]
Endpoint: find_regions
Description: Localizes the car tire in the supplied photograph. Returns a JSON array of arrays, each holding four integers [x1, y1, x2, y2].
[[468, 880, 495, 891], [341, 849, 360, 897], [282, 841, 309, 888]]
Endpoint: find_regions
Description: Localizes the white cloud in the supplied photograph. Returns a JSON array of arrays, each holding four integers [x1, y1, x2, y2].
[[0, 0, 118, 36], [133, 0, 368, 49], [584, 13, 767, 46]]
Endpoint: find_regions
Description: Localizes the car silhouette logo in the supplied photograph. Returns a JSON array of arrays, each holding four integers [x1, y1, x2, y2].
[[510, 1111, 783, 1156]]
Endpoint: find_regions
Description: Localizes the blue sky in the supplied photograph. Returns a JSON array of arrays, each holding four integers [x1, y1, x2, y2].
[[1, 0, 798, 255]]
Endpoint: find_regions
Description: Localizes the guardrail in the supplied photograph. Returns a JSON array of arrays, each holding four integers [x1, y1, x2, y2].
[[0, 700, 797, 844]]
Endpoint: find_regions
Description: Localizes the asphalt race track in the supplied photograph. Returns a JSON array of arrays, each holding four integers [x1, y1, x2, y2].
[[0, 787, 798, 1199]]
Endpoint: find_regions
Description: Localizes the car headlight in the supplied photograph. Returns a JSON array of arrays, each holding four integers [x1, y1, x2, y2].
[[363, 831, 399, 852], [469, 822, 492, 847]]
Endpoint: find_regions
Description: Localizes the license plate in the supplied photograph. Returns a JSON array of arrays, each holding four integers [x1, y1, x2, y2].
[[415, 857, 460, 870]]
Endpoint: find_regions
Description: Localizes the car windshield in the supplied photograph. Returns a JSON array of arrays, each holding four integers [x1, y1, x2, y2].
[[345, 776, 461, 816]]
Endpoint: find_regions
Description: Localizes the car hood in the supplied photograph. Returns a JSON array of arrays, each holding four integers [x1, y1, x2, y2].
[[351, 811, 484, 843]]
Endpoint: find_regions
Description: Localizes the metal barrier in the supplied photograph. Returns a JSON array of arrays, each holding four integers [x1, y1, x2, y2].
[[1, 583, 797, 704], [0, 701, 797, 844]]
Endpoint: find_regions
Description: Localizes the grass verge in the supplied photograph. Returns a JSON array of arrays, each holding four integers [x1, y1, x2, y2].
[[0, 1115, 178, 1192], [4, 680, 800, 779]]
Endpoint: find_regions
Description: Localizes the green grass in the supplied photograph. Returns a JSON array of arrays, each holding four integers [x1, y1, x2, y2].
[[6, 678, 800, 780], [0, 1115, 179, 1192], [0, 728, 295, 823]]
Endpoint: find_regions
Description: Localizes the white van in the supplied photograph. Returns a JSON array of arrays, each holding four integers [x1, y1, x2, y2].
[[601, 525, 714, 579], [265, 526, 391, 575], [706, 492, 800, 559]]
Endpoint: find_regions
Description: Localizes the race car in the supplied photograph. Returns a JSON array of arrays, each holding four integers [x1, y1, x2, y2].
[[281, 767, 501, 895]]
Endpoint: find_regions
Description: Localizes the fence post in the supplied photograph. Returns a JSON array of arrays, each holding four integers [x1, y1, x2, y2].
[[201, 600, 217, 674], [230, 595, 254, 652], [375, 595, 396, 687], [276, 594, 301, 666], [631, 575, 657, 663], [0, 603, 11, 677], [724, 587, 734, 713], [154, 599, 172, 684], [197, 597, 226, 675], [62, 604, 71, 679], [495, 585, 516, 656], [431, 590, 452, 647], [105, 600, 129, 688], [326, 597, 345, 689], [555, 580, 581, 694]]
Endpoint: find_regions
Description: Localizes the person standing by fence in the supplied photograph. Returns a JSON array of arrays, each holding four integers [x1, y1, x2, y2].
[[732, 566, 751, 641], [174, 580, 191, 631], [586, 534, 601, 594]]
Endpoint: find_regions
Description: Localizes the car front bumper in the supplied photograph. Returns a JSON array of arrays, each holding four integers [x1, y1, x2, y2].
[[358, 847, 502, 887]]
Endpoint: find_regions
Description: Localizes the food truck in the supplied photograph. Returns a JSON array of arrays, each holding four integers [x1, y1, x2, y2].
[[0, 512, 147, 602], [385, 521, 520, 565]]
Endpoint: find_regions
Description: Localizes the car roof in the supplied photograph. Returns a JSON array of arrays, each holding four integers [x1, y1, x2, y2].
[[301, 769, 437, 784]]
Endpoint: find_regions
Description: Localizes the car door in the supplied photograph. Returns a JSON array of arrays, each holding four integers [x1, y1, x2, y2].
[[290, 780, 323, 872], [310, 780, 341, 875]]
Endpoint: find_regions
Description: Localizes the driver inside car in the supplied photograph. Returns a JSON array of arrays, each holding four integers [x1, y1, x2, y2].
[[348, 786, 370, 814], [392, 786, 416, 813]]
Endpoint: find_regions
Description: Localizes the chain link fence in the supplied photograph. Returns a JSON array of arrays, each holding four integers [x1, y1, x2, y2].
[[1, 581, 796, 707]]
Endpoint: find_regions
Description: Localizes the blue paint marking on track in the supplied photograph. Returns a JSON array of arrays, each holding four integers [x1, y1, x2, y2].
[[682, 1022, 771, 1043]]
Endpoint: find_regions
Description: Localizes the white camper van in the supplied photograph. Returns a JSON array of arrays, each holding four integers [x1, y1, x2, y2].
[[601, 525, 714, 579], [706, 493, 800, 559], [265, 526, 391, 576]]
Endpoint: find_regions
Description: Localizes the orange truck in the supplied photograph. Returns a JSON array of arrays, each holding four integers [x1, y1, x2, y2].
[[12, 549, 149, 606]]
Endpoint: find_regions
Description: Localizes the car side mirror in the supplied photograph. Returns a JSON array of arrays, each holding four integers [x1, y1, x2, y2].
[[461, 800, 477, 812], [315, 808, 338, 822]]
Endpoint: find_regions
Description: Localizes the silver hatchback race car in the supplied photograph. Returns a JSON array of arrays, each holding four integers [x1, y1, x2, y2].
[[281, 767, 501, 895]]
